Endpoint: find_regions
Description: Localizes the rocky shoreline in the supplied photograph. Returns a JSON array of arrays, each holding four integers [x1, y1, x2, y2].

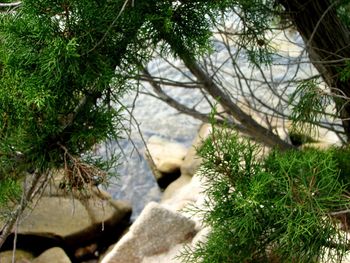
[[0, 123, 210, 263], [1, 117, 345, 263]]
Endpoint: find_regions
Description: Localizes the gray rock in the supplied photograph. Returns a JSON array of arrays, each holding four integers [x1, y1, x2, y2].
[[10, 188, 132, 259], [101, 202, 196, 263]]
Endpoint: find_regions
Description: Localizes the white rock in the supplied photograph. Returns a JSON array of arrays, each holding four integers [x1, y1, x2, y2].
[[162, 173, 204, 213], [140, 223, 211, 263], [161, 174, 192, 202], [101, 202, 196, 263], [146, 136, 187, 174]]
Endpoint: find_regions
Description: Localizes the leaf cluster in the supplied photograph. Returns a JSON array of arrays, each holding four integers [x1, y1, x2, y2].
[[182, 127, 350, 263], [289, 79, 332, 136], [0, 0, 237, 185]]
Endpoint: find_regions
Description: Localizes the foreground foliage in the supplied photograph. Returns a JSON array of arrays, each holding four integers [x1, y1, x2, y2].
[[181, 126, 350, 263], [0, 0, 236, 246]]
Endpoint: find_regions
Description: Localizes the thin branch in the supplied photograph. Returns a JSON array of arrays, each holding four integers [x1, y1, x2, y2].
[[142, 67, 251, 134], [86, 0, 129, 54], [0, 2, 21, 7]]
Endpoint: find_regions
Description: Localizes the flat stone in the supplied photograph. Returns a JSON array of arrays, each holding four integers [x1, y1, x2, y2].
[[162, 174, 192, 202]]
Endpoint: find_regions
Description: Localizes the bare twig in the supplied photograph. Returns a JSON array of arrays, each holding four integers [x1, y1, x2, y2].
[[0, 2, 21, 7]]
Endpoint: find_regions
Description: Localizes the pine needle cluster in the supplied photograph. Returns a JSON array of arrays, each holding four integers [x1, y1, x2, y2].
[[181, 126, 350, 263]]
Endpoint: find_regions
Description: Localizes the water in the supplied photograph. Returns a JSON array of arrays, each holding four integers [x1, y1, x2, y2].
[[105, 89, 203, 220]]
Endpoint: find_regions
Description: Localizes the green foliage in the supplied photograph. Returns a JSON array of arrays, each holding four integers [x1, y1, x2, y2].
[[289, 79, 331, 136], [336, 0, 350, 27], [0, 0, 292, 185], [181, 127, 350, 263], [234, 0, 277, 65], [339, 61, 350, 82], [0, 178, 21, 206], [0, 0, 234, 186], [331, 146, 350, 186], [0, 0, 133, 178]]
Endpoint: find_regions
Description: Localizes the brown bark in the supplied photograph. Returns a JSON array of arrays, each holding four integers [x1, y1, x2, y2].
[[152, 30, 295, 150], [180, 55, 295, 151], [278, 0, 350, 141]]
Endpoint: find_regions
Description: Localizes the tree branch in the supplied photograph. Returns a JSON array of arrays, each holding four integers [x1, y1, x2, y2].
[[179, 52, 295, 150], [142, 67, 252, 134], [0, 2, 21, 7]]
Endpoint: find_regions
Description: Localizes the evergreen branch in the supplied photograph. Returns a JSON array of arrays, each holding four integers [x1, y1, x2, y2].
[[86, 0, 130, 54], [329, 209, 350, 216]]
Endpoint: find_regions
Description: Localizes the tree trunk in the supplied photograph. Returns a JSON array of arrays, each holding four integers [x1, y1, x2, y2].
[[278, 0, 350, 141]]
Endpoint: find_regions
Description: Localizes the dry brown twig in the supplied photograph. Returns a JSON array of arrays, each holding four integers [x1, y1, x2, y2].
[[58, 143, 107, 197]]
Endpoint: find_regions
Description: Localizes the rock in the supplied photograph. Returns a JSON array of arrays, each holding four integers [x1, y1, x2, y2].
[[18, 194, 131, 241], [141, 227, 211, 263], [146, 136, 187, 174], [162, 172, 208, 234], [2, 189, 132, 260], [180, 123, 211, 177], [100, 202, 196, 263], [141, 243, 184, 263], [0, 249, 34, 263], [162, 173, 203, 212], [145, 136, 187, 189], [18, 196, 91, 237], [32, 247, 71, 263], [162, 174, 192, 202]]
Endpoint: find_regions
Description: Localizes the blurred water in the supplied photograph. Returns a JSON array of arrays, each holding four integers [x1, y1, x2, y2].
[[105, 90, 203, 220]]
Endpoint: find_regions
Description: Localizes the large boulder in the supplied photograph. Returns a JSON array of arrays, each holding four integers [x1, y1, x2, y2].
[[101, 202, 196, 263], [161, 174, 192, 202], [161, 173, 204, 212], [160, 123, 211, 204], [141, 227, 211, 263], [142, 173, 209, 263]]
